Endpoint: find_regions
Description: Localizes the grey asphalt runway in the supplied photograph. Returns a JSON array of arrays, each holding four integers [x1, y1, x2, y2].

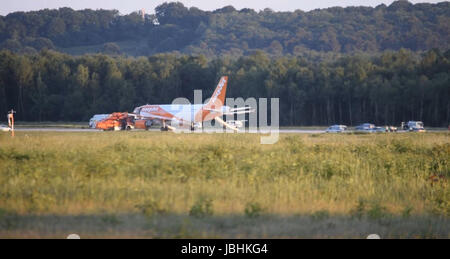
[[13, 127, 322, 133], [10, 127, 448, 133]]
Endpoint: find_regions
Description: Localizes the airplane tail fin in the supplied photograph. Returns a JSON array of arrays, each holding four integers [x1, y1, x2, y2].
[[205, 76, 228, 110], [195, 76, 228, 123]]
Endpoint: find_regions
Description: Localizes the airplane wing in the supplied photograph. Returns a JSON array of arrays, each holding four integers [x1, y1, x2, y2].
[[222, 109, 255, 115], [204, 107, 255, 116], [229, 107, 253, 112]]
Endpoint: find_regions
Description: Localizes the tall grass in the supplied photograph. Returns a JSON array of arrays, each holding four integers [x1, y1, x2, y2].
[[0, 131, 448, 237]]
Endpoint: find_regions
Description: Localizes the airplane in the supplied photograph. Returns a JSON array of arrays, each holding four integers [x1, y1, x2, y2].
[[132, 76, 254, 132]]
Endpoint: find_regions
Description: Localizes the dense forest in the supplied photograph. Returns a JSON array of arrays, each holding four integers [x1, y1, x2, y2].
[[0, 1, 449, 56], [0, 48, 448, 126]]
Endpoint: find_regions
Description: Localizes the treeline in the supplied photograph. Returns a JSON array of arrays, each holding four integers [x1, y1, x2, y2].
[[0, 49, 448, 126], [0, 1, 449, 56]]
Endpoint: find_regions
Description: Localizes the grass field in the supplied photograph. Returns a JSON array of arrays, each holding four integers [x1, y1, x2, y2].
[[0, 131, 448, 238]]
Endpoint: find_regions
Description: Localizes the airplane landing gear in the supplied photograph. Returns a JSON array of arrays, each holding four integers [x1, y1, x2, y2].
[[145, 120, 152, 131], [161, 120, 168, 131]]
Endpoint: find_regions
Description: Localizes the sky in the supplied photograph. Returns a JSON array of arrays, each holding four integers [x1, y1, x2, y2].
[[0, 0, 445, 16]]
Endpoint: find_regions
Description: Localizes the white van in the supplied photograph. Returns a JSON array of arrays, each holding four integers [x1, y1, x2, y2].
[[0, 125, 11, 132]]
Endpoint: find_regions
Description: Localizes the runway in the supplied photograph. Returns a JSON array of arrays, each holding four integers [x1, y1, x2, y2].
[[12, 127, 323, 134], [10, 127, 448, 134]]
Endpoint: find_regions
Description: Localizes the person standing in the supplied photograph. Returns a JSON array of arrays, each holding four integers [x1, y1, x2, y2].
[[7, 109, 15, 136]]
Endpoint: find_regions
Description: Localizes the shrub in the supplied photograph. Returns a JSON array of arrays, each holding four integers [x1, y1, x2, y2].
[[189, 197, 213, 218], [350, 199, 366, 220], [367, 203, 389, 220], [391, 139, 412, 153], [245, 202, 265, 218], [350, 199, 391, 220], [136, 199, 167, 217], [402, 206, 413, 218]]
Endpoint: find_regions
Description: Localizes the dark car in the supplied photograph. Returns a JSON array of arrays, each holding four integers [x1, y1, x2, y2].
[[355, 123, 375, 132]]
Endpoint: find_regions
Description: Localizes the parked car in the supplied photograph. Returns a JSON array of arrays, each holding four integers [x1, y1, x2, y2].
[[387, 126, 397, 132], [355, 123, 375, 132], [374, 126, 388, 133], [326, 125, 347, 133]]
